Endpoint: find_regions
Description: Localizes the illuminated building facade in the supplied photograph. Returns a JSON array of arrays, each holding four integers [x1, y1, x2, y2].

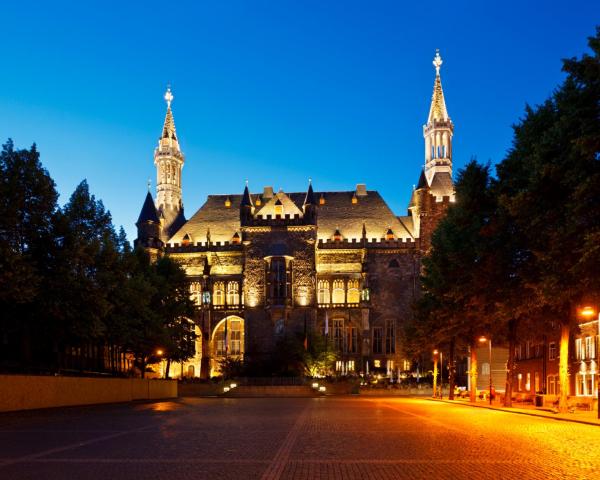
[[135, 52, 455, 378]]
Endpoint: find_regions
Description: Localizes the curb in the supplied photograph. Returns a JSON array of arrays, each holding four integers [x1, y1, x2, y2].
[[428, 398, 600, 427]]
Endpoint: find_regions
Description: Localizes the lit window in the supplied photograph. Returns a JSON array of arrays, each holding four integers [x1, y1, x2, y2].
[[213, 282, 225, 306], [585, 336, 594, 359], [182, 233, 191, 246], [526, 372, 531, 391], [576, 338, 583, 360], [351, 194, 358, 204], [189, 282, 202, 306], [517, 373, 523, 391], [548, 342, 557, 360], [317, 280, 330, 305], [332, 280, 345, 304], [230, 320, 242, 355], [232, 232, 241, 244], [481, 362, 490, 375], [347, 279, 360, 304], [226, 281, 240, 306], [274, 199, 284, 216], [373, 359, 381, 368], [319, 195, 325, 205], [347, 360, 355, 371], [224, 197, 231, 208], [385, 228, 394, 241]]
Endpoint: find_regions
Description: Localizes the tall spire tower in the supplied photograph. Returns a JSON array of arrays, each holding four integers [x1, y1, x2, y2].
[[423, 50, 454, 187], [154, 86, 186, 240]]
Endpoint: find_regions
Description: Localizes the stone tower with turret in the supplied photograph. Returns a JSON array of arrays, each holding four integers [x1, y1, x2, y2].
[[155, 87, 186, 241], [409, 50, 455, 252]]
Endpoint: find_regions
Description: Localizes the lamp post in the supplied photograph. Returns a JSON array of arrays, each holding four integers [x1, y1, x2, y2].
[[433, 349, 439, 398], [440, 351, 444, 399], [478, 336, 492, 405]]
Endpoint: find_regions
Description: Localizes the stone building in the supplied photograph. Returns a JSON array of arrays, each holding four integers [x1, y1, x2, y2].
[[135, 51, 455, 378]]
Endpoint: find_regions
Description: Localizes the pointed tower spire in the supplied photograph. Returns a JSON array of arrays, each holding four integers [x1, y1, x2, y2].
[[303, 178, 315, 206], [423, 50, 454, 191], [240, 181, 254, 224], [154, 86, 186, 241]]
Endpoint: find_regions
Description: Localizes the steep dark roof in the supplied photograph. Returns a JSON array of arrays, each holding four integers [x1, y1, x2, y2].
[[168, 189, 413, 244], [429, 172, 454, 199], [136, 192, 160, 224], [416, 169, 428, 189], [240, 184, 253, 207], [304, 181, 315, 205]]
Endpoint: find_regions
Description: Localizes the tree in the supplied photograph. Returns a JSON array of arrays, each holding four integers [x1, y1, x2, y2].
[[152, 255, 196, 378], [0, 140, 58, 367], [414, 160, 497, 402], [495, 28, 600, 412]]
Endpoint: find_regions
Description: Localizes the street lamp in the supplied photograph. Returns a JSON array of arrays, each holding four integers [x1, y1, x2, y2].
[[433, 349, 439, 398], [156, 349, 164, 357], [478, 336, 492, 405]]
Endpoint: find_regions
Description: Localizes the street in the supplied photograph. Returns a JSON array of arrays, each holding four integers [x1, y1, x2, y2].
[[0, 396, 599, 479]]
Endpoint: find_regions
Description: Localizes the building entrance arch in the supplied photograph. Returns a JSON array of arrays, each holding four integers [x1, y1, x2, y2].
[[210, 315, 244, 377]]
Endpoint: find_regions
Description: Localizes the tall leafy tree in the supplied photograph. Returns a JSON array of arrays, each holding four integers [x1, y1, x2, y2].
[[0, 140, 58, 367], [496, 28, 600, 411]]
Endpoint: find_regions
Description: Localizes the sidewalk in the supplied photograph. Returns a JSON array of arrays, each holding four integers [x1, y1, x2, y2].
[[429, 397, 600, 426]]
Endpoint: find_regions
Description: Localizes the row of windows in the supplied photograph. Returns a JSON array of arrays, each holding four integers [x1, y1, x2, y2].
[[515, 342, 558, 361], [190, 281, 241, 307], [575, 336, 598, 361], [318, 279, 361, 305], [329, 320, 395, 355]]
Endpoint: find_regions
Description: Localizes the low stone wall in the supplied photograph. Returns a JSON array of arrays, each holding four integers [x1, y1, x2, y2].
[[0, 375, 177, 412]]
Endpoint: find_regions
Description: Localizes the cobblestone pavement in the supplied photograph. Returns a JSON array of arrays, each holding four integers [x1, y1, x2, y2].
[[1, 396, 599, 479]]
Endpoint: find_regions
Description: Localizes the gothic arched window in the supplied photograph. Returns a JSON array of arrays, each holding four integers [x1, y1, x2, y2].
[[317, 280, 330, 305], [347, 279, 360, 304], [226, 281, 240, 306], [213, 282, 225, 306], [332, 279, 345, 304], [189, 282, 202, 306]]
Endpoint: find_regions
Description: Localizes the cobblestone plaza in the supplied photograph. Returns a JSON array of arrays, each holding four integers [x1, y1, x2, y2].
[[1, 397, 599, 479]]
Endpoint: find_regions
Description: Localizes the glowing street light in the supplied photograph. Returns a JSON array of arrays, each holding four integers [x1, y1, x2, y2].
[[156, 349, 164, 357], [478, 336, 492, 405]]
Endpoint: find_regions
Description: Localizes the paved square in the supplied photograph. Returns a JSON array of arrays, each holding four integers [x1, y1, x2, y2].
[[1, 397, 599, 479]]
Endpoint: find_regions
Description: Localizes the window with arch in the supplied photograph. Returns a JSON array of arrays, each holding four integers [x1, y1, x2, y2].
[[386, 321, 396, 354], [268, 257, 290, 304], [317, 280, 330, 305], [226, 281, 240, 306], [347, 279, 360, 304], [332, 279, 345, 304], [189, 282, 202, 306], [213, 281, 225, 306]]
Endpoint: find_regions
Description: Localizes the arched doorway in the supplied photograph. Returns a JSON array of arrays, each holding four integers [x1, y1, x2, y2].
[[210, 315, 244, 377]]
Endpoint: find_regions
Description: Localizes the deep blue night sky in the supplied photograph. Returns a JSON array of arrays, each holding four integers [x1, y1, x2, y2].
[[1, 1, 597, 241]]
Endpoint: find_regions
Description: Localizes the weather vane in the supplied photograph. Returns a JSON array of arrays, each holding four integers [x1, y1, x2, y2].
[[433, 49, 443, 75]]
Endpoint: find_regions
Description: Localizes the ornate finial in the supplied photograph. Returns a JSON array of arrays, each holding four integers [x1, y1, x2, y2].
[[164, 85, 173, 108], [245, 179, 249, 186], [147, 178, 152, 192], [308, 178, 312, 184], [433, 49, 443, 75]]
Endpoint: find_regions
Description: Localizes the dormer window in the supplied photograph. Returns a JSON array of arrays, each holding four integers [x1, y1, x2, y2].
[[333, 228, 342, 242], [386, 228, 394, 241], [351, 194, 358, 204], [274, 199, 284, 217], [182, 233, 191, 246], [255, 197, 262, 206], [319, 194, 326, 205], [232, 232, 241, 244], [224, 197, 231, 208]]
